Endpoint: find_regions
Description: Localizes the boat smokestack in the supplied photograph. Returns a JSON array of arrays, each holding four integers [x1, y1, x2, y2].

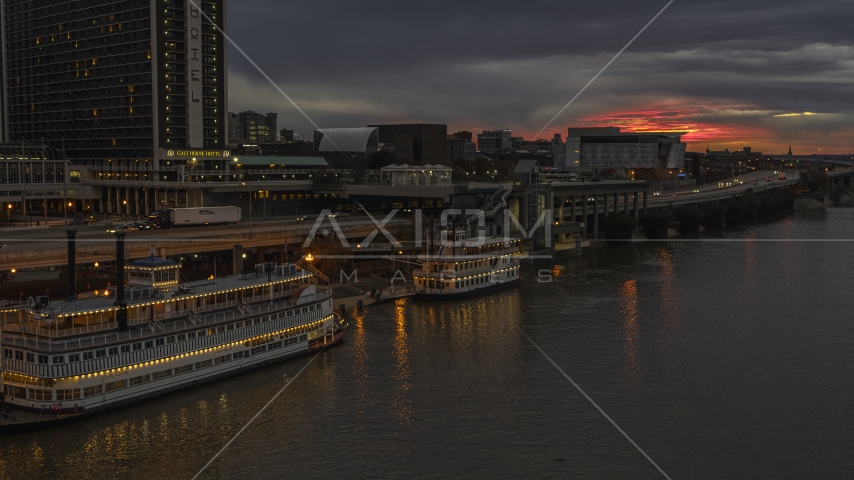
[[114, 232, 128, 331], [66, 229, 77, 300]]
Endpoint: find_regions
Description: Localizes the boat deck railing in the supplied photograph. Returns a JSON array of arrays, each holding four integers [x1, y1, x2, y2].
[[1, 290, 331, 351]]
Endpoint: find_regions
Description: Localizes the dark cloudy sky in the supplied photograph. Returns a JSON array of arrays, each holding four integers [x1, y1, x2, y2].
[[225, 0, 854, 154]]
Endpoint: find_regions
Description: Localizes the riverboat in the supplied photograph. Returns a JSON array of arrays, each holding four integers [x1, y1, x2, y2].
[[413, 228, 521, 300], [0, 232, 345, 433]]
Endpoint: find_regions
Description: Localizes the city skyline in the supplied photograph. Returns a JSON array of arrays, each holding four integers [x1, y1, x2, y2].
[[225, 0, 852, 154]]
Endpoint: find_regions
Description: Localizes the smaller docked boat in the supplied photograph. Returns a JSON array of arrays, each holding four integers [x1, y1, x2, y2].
[[413, 227, 521, 300]]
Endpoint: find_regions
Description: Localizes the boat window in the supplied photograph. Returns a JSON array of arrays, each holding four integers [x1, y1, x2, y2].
[[133, 343, 142, 351], [69, 353, 80, 362], [84, 385, 102, 397], [155, 338, 165, 346], [227, 323, 234, 331], [121, 345, 130, 353], [29, 389, 52, 401], [198, 330, 207, 337], [57, 389, 81, 401], [167, 336, 176, 344], [96, 349, 106, 358], [83, 351, 93, 361], [2, 348, 11, 359], [53, 355, 64, 364], [216, 326, 225, 333], [177, 334, 186, 341], [188, 332, 196, 339], [25, 352, 34, 363], [109, 347, 119, 355], [38, 354, 48, 364], [207, 328, 216, 336], [144, 340, 153, 349]]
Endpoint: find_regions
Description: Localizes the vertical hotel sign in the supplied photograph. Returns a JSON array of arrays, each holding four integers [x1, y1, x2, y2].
[[187, 2, 204, 148]]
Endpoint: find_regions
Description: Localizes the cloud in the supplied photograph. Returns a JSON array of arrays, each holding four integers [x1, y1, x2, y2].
[[224, 0, 854, 153]]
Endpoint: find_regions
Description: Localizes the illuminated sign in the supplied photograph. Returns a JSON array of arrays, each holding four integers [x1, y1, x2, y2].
[[165, 150, 231, 158]]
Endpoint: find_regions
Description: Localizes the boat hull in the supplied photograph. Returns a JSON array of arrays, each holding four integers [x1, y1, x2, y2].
[[414, 278, 520, 301], [0, 328, 347, 435]]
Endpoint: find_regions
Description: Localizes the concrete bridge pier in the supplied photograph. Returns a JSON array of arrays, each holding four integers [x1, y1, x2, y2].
[[633, 192, 639, 229], [570, 195, 577, 225], [603, 193, 609, 222], [581, 196, 588, 241]]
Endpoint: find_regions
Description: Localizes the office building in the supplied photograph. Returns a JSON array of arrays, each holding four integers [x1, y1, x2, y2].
[[228, 112, 243, 144], [449, 131, 472, 141], [447, 138, 475, 161], [368, 124, 448, 163], [565, 127, 686, 170], [238, 110, 277, 144], [477, 129, 512, 153]]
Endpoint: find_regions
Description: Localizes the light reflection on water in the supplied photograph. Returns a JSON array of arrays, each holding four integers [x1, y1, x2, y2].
[[391, 298, 412, 425], [620, 279, 640, 378]]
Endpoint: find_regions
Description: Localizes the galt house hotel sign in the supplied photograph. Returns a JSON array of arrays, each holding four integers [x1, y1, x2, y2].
[[163, 149, 231, 159]]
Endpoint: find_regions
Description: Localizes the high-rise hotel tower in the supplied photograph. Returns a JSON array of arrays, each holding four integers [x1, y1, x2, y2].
[[0, 0, 228, 183]]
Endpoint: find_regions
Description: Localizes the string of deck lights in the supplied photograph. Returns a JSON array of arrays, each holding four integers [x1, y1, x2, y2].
[[2, 316, 334, 386]]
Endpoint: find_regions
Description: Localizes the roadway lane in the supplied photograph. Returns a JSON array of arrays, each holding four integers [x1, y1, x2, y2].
[[0, 215, 412, 270]]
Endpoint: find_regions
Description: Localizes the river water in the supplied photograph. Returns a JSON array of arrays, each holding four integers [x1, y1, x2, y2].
[[2, 209, 853, 479]]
